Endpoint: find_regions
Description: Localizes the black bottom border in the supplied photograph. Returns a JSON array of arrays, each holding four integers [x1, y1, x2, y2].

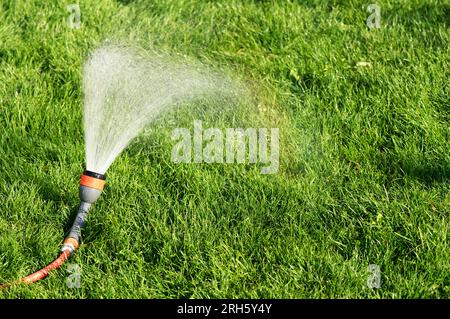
[[0, 299, 448, 316]]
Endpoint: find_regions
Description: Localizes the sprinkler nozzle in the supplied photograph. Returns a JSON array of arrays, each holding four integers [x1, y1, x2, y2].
[[0, 170, 108, 288], [79, 170, 106, 203], [62, 170, 106, 253]]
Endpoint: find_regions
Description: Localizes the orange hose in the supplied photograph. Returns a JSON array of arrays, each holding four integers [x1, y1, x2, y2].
[[0, 250, 71, 289]]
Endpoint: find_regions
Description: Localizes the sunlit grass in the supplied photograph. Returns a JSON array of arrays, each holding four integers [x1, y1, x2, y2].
[[0, 0, 448, 298]]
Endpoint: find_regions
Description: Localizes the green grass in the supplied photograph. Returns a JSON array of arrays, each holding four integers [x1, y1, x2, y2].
[[0, 0, 449, 298]]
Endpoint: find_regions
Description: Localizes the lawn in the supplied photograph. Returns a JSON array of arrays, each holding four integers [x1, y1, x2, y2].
[[0, 0, 449, 298]]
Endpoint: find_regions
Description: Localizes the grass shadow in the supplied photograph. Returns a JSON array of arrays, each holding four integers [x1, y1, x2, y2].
[[400, 160, 450, 186]]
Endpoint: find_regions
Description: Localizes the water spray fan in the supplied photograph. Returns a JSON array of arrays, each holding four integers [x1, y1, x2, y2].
[[0, 44, 233, 288]]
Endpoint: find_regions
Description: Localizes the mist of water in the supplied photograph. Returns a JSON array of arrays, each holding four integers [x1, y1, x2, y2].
[[83, 44, 237, 174]]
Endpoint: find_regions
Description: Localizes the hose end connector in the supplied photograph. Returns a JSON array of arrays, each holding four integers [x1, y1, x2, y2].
[[61, 237, 79, 254]]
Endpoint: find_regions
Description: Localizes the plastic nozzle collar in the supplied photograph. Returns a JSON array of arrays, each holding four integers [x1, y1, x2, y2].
[[80, 171, 106, 191]]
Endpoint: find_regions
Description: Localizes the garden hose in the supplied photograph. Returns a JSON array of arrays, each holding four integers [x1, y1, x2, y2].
[[0, 170, 106, 288]]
